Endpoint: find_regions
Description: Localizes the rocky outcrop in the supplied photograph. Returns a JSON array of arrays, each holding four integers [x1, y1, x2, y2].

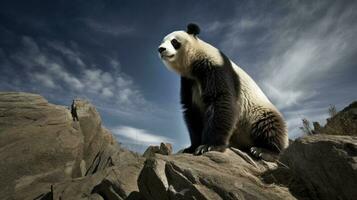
[[0, 92, 144, 200], [264, 134, 357, 200], [136, 135, 357, 200], [138, 148, 295, 200], [143, 142, 173, 158], [315, 101, 357, 135], [1, 92, 357, 200], [52, 155, 144, 200], [283, 135, 356, 200]]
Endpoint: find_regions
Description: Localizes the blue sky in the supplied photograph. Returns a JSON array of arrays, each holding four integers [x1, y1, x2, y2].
[[1, 0, 356, 152]]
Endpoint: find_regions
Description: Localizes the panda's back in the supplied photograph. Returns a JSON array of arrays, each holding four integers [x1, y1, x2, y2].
[[230, 61, 276, 117]]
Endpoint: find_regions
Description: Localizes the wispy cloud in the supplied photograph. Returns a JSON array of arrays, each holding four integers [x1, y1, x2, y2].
[[262, 9, 356, 109], [32, 73, 56, 89], [82, 19, 134, 36], [112, 125, 172, 145]]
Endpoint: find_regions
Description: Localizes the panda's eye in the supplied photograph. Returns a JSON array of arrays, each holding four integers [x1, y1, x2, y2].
[[171, 39, 181, 49]]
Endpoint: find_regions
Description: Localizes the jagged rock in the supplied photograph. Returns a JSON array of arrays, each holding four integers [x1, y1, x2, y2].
[[143, 146, 160, 158], [160, 142, 173, 155], [266, 134, 357, 200], [52, 147, 144, 200], [138, 148, 295, 200], [52, 156, 144, 200], [0, 92, 142, 200], [143, 142, 173, 158]]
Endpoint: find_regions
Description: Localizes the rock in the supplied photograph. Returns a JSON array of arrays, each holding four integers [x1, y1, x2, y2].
[[0, 92, 143, 200], [138, 148, 295, 200], [89, 193, 104, 200], [2, 92, 356, 200], [143, 142, 173, 158], [160, 142, 173, 155], [52, 158, 144, 200], [52, 147, 145, 200], [267, 134, 357, 200], [143, 146, 160, 158], [125, 191, 146, 200], [0, 92, 83, 199]]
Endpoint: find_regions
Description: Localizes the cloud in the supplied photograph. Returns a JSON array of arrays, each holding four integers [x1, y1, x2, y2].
[[82, 19, 134, 36], [101, 87, 114, 97], [81, 67, 150, 113], [47, 41, 85, 68], [32, 73, 56, 89], [48, 63, 85, 90], [262, 20, 356, 109], [112, 126, 172, 145]]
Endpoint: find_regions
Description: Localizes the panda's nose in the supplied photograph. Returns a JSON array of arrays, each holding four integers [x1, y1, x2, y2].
[[158, 47, 166, 53]]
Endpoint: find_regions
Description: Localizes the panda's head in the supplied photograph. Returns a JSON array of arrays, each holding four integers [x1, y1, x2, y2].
[[158, 24, 203, 76]]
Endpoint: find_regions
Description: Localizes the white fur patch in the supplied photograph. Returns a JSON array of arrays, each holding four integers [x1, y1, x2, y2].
[[230, 61, 277, 119]]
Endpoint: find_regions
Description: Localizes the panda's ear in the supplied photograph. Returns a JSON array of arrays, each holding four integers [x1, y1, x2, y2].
[[187, 23, 200, 36]]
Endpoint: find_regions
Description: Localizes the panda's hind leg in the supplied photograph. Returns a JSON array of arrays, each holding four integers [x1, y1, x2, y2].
[[250, 108, 288, 161]]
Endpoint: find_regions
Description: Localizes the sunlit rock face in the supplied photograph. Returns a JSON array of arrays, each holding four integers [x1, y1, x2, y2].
[[0, 92, 144, 200]]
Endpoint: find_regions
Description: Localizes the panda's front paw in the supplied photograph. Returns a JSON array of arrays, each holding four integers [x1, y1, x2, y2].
[[193, 145, 227, 155], [182, 146, 196, 154]]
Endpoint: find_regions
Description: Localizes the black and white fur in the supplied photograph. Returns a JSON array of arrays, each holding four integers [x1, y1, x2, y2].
[[158, 24, 288, 161]]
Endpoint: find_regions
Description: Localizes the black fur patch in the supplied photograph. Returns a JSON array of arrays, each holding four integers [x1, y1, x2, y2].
[[187, 23, 200, 36], [171, 39, 181, 49], [181, 77, 204, 151], [181, 52, 240, 150]]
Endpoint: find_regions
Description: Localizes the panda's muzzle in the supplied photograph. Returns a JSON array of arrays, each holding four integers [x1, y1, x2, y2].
[[158, 47, 166, 53], [158, 47, 174, 59]]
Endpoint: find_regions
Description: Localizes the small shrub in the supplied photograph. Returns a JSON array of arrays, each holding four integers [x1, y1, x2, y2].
[[299, 118, 314, 135], [328, 104, 337, 118]]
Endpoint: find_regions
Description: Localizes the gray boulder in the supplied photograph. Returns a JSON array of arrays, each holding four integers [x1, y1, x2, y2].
[[276, 134, 357, 200]]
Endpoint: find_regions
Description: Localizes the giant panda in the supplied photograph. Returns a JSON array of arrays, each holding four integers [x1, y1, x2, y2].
[[158, 24, 288, 161]]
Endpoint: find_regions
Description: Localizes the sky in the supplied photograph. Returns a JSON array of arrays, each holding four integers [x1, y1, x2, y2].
[[0, 0, 356, 152]]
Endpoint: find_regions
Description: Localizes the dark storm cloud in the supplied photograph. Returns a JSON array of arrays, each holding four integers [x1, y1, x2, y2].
[[0, 0, 356, 151]]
